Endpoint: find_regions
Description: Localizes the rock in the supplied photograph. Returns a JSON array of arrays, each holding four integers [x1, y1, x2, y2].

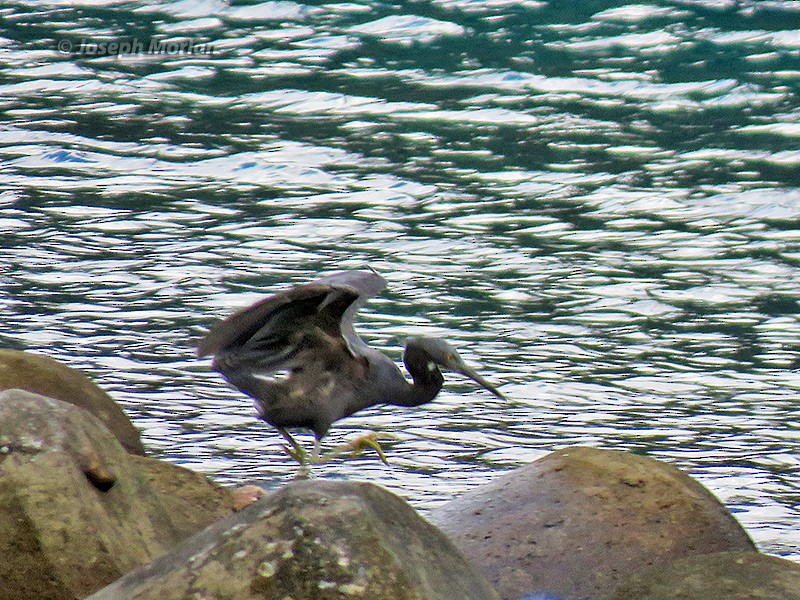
[[88, 480, 502, 600], [0, 390, 196, 599], [612, 551, 800, 600], [431, 446, 755, 600], [129, 454, 234, 541], [0, 349, 145, 454]]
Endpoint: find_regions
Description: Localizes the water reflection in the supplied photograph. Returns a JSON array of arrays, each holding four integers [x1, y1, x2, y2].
[[1, 0, 798, 560]]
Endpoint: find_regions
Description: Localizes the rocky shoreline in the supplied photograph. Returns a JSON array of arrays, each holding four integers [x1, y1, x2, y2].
[[0, 349, 797, 600]]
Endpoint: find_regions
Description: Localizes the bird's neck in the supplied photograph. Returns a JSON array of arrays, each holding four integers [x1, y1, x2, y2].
[[389, 365, 443, 407]]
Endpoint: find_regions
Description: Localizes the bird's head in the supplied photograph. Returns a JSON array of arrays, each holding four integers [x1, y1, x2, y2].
[[404, 336, 506, 400]]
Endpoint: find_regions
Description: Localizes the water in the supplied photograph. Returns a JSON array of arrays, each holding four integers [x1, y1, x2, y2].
[[1, 0, 798, 561]]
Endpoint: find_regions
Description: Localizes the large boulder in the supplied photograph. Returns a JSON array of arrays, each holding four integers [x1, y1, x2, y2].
[[0, 389, 224, 600], [0, 348, 145, 454], [129, 454, 234, 541], [88, 479, 502, 600], [431, 446, 755, 600], [612, 551, 800, 600]]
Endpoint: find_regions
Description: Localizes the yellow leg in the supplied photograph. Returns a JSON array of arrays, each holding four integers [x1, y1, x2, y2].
[[279, 428, 308, 465], [310, 437, 322, 465]]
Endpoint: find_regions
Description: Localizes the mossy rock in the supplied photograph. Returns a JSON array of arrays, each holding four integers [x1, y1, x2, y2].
[[0, 349, 144, 454], [129, 454, 234, 542], [0, 389, 181, 599], [88, 480, 501, 600]]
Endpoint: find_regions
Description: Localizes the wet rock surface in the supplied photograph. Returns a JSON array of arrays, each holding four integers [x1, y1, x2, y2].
[[0, 389, 226, 600], [87, 479, 502, 600], [0, 349, 145, 454], [431, 446, 756, 600], [612, 551, 800, 600]]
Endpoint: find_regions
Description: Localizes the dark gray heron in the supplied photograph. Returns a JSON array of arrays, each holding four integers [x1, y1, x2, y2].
[[197, 270, 505, 465]]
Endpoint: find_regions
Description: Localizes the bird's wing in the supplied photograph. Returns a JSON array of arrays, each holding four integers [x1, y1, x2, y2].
[[313, 270, 387, 302], [198, 272, 391, 438], [313, 270, 386, 354], [197, 280, 365, 373]]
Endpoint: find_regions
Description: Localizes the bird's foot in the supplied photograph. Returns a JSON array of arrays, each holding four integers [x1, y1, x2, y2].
[[346, 432, 390, 465], [281, 442, 308, 466], [281, 444, 316, 479], [319, 432, 397, 465], [292, 464, 313, 480]]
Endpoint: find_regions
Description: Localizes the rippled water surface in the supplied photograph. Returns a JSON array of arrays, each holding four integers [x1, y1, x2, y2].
[[1, 0, 798, 560]]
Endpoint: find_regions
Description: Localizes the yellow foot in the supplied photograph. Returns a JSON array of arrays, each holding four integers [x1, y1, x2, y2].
[[346, 432, 390, 465], [319, 432, 398, 465], [292, 464, 313, 480], [281, 444, 315, 479]]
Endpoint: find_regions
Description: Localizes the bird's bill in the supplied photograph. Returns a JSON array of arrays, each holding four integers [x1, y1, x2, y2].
[[454, 361, 507, 400]]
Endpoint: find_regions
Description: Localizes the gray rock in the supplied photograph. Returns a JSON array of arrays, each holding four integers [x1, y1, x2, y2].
[[0, 389, 208, 599], [612, 551, 800, 600], [0, 349, 145, 454], [88, 479, 502, 600], [431, 446, 755, 600]]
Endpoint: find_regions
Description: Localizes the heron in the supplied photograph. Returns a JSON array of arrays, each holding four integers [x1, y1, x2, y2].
[[197, 270, 505, 466]]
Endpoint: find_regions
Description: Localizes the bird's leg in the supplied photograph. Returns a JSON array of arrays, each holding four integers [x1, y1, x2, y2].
[[309, 436, 322, 465], [278, 428, 308, 465]]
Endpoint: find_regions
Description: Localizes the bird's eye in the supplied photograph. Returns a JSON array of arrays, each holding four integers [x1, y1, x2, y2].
[[446, 353, 455, 361]]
